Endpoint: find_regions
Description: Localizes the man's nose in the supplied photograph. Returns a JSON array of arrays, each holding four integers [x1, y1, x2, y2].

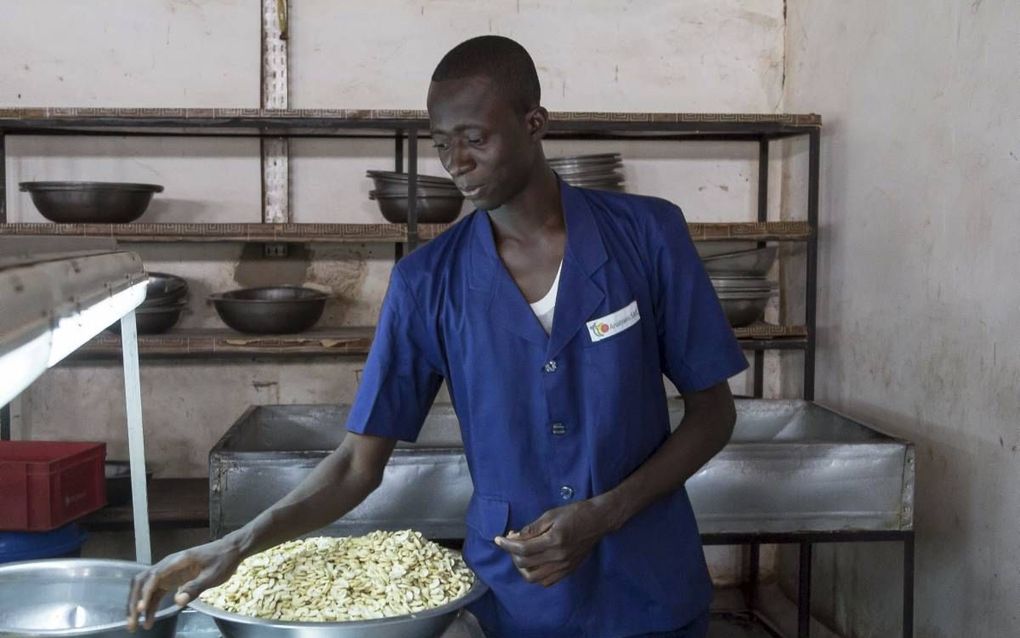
[[446, 143, 475, 178]]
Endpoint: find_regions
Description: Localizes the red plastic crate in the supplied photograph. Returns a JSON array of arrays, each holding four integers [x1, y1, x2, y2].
[[0, 441, 107, 531]]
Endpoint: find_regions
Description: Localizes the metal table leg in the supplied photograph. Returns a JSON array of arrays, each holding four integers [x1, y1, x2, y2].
[[798, 542, 812, 638], [903, 533, 914, 637], [120, 311, 152, 564], [744, 542, 760, 608]]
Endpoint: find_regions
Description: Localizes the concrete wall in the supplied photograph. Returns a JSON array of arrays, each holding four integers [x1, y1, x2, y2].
[[782, 1, 1020, 636]]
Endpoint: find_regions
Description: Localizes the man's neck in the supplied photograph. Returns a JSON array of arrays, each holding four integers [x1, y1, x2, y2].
[[488, 163, 564, 242]]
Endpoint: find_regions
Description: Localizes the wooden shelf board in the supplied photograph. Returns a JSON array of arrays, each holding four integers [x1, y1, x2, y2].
[[0, 222, 447, 243], [73, 327, 376, 357], [0, 221, 810, 243], [0, 108, 821, 138], [69, 324, 805, 358]]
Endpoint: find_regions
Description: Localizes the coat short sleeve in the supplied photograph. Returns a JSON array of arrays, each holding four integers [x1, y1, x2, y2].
[[648, 204, 749, 393], [345, 267, 444, 442]]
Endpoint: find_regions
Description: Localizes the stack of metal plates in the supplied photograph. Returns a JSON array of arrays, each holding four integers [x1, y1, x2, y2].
[[710, 275, 779, 327], [548, 153, 625, 191]]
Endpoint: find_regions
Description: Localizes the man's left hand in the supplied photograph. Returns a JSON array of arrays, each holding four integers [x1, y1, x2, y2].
[[493, 498, 613, 587]]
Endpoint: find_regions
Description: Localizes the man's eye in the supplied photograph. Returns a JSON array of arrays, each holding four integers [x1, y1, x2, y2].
[[468, 138, 484, 145], [432, 143, 449, 150]]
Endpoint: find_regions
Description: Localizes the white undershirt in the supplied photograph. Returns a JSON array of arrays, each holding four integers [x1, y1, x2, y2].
[[529, 260, 563, 335]]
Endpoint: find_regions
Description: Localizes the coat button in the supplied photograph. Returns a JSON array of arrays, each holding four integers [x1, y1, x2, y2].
[[560, 485, 574, 500], [544, 360, 558, 373]]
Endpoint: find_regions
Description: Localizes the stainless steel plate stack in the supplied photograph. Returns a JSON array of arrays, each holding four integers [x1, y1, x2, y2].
[[697, 243, 780, 327], [548, 153, 625, 191], [711, 275, 778, 327]]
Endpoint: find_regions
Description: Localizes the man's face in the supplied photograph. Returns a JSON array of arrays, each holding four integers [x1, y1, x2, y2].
[[427, 76, 538, 211]]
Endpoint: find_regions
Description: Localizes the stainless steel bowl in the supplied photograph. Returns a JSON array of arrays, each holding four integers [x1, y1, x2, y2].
[[718, 291, 775, 327], [210, 286, 328, 334], [0, 558, 181, 638], [369, 194, 464, 224], [19, 182, 164, 224], [188, 578, 488, 638], [703, 247, 777, 276]]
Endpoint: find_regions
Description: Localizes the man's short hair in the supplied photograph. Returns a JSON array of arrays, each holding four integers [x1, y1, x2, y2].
[[431, 36, 541, 115]]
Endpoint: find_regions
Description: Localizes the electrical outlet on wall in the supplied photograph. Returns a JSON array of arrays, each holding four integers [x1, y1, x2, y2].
[[264, 243, 288, 258]]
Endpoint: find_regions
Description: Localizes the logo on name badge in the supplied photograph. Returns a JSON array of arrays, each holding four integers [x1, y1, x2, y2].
[[586, 300, 640, 343]]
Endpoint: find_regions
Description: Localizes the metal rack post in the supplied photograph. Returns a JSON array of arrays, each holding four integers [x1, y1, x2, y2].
[[406, 127, 419, 252], [805, 130, 820, 401]]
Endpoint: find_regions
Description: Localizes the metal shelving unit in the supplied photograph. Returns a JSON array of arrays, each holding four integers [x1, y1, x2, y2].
[[0, 107, 912, 638]]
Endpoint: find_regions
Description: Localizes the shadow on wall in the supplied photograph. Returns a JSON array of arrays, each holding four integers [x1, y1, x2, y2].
[[775, 399, 1004, 638]]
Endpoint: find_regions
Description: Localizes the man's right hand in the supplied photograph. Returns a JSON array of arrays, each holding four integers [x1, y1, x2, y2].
[[126, 538, 242, 632]]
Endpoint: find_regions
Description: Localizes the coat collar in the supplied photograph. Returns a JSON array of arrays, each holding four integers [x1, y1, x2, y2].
[[468, 181, 608, 358]]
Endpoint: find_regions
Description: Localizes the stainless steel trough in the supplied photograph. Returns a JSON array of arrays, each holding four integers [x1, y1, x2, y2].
[[209, 400, 913, 539]]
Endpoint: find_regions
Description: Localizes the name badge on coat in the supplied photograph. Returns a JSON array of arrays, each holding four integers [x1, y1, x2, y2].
[[586, 300, 640, 343]]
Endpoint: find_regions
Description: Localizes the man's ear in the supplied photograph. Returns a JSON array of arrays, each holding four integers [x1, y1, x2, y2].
[[526, 106, 550, 140]]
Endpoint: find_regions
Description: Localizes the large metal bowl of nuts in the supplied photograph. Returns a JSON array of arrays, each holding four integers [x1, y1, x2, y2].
[[187, 531, 487, 638]]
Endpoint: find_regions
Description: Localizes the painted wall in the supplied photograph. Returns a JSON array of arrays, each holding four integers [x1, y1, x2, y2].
[[781, 0, 1020, 635], [2, 1, 790, 582], [3, 0, 786, 470]]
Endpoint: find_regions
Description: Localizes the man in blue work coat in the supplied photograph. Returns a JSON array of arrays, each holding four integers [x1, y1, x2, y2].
[[129, 36, 747, 638]]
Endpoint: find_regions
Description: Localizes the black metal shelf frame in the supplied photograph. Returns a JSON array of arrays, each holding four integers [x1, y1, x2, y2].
[[0, 110, 913, 638]]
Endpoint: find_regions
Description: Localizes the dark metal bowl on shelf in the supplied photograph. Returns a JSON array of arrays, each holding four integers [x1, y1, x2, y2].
[[210, 286, 328, 335], [371, 184, 462, 199], [106, 303, 186, 335], [365, 170, 457, 187], [142, 272, 188, 306], [368, 192, 464, 224], [19, 182, 164, 224]]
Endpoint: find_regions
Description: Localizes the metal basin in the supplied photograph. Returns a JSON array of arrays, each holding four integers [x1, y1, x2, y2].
[[369, 194, 463, 224], [210, 404, 468, 539], [371, 185, 461, 199], [210, 286, 327, 335], [106, 304, 185, 335], [0, 558, 180, 637], [366, 171, 456, 187], [187, 578, 488, 638], [209, 400, 913, 538], [19, 182, 164, 224], [142, 273, 188, 306]]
